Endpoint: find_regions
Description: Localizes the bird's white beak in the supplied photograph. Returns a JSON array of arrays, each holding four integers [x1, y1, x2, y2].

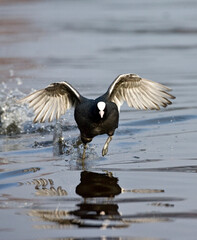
[[99, 110, 104, 118]]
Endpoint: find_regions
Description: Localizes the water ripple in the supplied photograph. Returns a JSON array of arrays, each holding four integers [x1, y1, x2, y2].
[[0, 167, 40, 180], [122, 114, 197, 127]]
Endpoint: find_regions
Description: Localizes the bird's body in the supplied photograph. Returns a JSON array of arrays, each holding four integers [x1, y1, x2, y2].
[[74, 98, 119, 144], [19, 73, 175, 158]]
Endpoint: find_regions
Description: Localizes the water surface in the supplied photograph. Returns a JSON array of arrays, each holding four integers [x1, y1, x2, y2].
[[0, 1, 197, 240]]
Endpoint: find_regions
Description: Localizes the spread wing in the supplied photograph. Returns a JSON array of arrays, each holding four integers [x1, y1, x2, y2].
[[107, 73, 175, 110], [18, 82, 81, 123]]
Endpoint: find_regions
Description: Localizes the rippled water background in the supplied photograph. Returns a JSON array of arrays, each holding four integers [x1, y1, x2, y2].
[[0, 0, 197, 239]]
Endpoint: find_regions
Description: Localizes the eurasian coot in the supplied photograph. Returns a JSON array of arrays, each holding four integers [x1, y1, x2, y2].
[[19, 73, 175, 158]]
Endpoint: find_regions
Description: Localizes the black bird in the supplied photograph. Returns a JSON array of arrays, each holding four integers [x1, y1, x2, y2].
[[19, 73, 175, 158]]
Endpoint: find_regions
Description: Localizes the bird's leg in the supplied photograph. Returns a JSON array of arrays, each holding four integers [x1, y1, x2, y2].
[[102, 136, 112, 156], [82, 144, 87, 160], [53, 121, 64, 155], [75, 136, 82, 147]]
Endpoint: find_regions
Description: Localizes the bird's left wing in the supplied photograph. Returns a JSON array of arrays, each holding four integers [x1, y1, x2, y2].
[[18, 82, 81, 123], [107, 73, 175, 110]]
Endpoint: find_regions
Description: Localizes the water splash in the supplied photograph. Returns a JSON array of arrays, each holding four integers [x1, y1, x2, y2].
[[0, 81, 33, 135], [0, 81, 70, 135]]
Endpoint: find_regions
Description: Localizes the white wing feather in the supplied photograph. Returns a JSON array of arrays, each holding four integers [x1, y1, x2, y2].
[[18, 82, 80, 123], [108, 74, 175, 110]]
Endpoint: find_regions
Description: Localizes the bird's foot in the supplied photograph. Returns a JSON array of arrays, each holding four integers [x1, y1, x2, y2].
[[102, 136, 112, 156], [102, 146, 108, 156]]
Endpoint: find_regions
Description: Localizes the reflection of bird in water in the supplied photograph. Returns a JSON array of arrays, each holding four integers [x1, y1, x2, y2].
[[24, 178, 67, 196], [19, 73, 175, 158], [29, 171, 128, 228], [72, 171, 122, 222], [28, 171, 175, 228], [76, 171, 121, 198]]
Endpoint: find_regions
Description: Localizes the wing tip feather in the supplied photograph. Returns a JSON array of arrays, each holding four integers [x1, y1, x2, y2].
[[17, 81, 81, 123]]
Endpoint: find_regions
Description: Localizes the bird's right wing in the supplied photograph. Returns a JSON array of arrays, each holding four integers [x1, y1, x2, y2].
[[18, 82, 81, 123]]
